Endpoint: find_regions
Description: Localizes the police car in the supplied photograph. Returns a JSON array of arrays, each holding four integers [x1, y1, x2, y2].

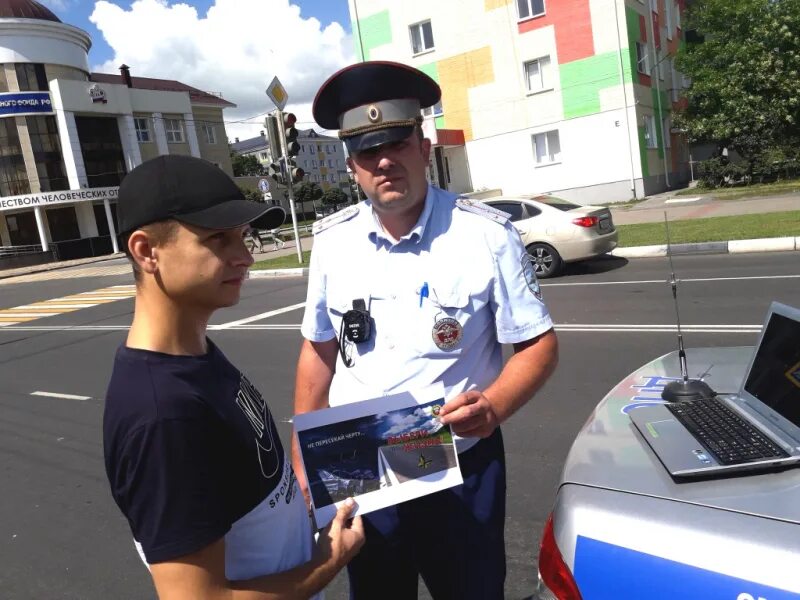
[[534, 346, 800, 599]]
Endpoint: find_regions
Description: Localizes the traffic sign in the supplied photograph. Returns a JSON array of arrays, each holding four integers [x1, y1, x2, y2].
[[266, 76, 288, 111], [258, 178, 270, 193]]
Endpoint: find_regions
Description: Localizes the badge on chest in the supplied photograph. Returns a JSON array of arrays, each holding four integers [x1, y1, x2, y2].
[[432, 317, 463, 350]]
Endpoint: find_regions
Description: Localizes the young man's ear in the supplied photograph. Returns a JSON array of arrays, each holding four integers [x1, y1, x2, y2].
[[127, 230, 159, 275]]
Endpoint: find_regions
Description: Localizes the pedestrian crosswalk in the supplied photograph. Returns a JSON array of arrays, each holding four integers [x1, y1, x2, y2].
[[0, 284, 136, 327]]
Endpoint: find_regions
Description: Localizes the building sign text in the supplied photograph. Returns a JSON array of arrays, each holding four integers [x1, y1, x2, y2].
[[0, 187, 119, 212], [0, 92, 53, 117]]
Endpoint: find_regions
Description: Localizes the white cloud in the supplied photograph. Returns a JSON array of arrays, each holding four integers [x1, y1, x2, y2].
[[89, 0, 354, 143]]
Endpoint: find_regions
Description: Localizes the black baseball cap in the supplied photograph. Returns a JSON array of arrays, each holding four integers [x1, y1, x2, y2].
[[117, 155, 285, 234]]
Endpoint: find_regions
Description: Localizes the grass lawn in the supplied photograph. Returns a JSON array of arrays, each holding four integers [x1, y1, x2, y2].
[[674, 179, 800, 200], [617, 210, 800, 247], [252, 250, 311, 270]]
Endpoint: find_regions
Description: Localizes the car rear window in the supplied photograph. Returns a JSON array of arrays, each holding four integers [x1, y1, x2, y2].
[[530, 196, 580, 211], [488, 202, 526, 221]]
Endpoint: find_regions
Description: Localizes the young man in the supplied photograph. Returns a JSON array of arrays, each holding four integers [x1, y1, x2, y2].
[[103, 155, 363, 599], [293, 62, 559, 598]]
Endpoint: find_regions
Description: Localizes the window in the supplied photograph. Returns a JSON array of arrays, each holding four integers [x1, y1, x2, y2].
[[409, 20, 434, 55], [329, 174, 335, 183], [75, 116, 127, 187], [27, 116, 68, 192], [260, 152, 269, 160], [524, 56, 552, 93], [201, 124, 217, 144], [532, 130, 561, 165], [328, 159, 333, 168], [676, 4, 681, 29], [15, 63, 48, 91], [488, 202, 527, 222], [134, 117, 151, 143], [665, 0, 673, 40], [663, 118, 671, 148], [304, 160, 308, 168], [164, 118, 184, 143], [301, 144, 306, 153], [643, 115, 658, 148], [636, 42, 650, 74], [649, 0, 657, 13], [670, 59, 680, 102], [517, 0, 545, 20], [0, 67, 8, 93], [0, 118, 30, 196], [312, 159, 317, 168], [317, 144, 322, 152], [657, 49, 665, 81], [422, 101, 444, 117]]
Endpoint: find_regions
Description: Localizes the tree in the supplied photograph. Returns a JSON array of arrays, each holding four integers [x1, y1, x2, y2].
[[237, 185, 263, 203], [294, 182, 323, 204], [321, 188, 348, 207], [675, 0, 800, 167], [230, 152, 265, 177]]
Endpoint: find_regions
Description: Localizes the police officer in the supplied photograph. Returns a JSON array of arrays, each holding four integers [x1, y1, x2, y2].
[[293, 61, 559, 599]]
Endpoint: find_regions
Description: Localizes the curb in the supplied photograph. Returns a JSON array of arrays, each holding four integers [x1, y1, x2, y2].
[[249, 268, 309, 278], [611, 236, 799, 259], [0, 253, 125, 281]]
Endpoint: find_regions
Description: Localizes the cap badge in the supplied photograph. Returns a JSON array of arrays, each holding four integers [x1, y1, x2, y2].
[[367, 105, 382, 123]]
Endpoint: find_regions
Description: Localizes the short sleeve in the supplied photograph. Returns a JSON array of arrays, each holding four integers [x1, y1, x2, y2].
[[109, 418, 233, 564], [490, 224, 554, 344], [300, 245, 337, 342]]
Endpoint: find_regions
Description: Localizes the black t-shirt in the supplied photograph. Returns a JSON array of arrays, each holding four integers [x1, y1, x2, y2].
[[103, 341, 302, 565]]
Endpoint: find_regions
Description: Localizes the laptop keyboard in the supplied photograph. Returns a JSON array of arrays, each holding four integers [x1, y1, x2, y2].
[[666, 397, 790, 465]]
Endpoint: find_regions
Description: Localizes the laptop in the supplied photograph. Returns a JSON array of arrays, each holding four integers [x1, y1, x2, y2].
[[629, 301, 800, 480]]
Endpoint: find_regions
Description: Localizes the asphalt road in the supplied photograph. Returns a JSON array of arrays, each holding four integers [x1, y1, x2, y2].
[[0, 252, 798, 600]]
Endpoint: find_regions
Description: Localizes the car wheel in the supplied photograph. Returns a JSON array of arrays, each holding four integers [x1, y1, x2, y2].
[[526, 243, 563, 278]]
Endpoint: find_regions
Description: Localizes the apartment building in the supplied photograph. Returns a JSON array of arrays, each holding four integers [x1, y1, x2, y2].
[[348, 0, 689, 203], [231, 128, 351, 195]]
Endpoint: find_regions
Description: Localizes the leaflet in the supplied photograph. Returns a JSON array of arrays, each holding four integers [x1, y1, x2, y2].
[[293, 384, 463, 528]]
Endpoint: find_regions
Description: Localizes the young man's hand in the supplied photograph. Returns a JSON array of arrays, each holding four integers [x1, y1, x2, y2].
[[316, 498, 365, 570]]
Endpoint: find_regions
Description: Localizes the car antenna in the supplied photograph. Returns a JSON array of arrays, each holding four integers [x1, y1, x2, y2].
[[661, 212, 716, 402]]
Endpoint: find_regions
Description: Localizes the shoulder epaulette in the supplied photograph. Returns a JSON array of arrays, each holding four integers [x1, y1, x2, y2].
[[455, 197, 509, 224], [312, 205, 360, 235]]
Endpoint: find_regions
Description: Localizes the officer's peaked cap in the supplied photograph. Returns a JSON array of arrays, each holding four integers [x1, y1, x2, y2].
[[312, 61, 441, 153]]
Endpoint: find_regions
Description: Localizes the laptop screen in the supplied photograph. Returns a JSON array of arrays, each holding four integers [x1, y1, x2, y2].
[[744, 312, 800, 426]]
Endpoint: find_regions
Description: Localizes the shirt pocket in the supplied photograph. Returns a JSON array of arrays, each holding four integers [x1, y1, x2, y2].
[[409, 281, 480, 356]]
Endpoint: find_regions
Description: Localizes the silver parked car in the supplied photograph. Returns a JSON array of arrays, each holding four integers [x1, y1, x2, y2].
[[533, 346, 800, 599], [484, 196, 618, 278]]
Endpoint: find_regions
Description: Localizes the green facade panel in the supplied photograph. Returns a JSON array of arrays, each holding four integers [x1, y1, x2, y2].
[[560, 51, 632, 120], [354, 10, 392, 61]]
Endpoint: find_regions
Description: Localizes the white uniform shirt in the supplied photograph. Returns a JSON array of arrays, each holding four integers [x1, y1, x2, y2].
[[301, 185, 553, 452]]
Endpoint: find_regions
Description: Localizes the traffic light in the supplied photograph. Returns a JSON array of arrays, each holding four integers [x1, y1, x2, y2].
[[268, 161, 285, 186], [286, 157, 305, 185], [284, 112, 299, 157]]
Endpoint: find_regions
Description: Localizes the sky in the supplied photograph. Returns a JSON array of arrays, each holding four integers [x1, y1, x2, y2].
[[38, 0, 356, 142]]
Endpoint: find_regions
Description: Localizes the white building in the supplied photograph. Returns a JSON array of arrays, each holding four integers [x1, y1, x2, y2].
[[231, 127, 352, 197], [0, 0, 236, 266]]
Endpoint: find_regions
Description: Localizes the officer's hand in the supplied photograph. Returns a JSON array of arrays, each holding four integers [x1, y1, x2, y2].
[[438, 390, 499, 438]]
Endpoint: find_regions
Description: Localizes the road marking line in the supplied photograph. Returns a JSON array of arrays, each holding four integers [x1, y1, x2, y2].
[[0, 285, 136, 325], [214, 302, 306, 329], [31, 391, 91, 401], [664, 197, 701, 203], [543, 274, 800, 287]]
